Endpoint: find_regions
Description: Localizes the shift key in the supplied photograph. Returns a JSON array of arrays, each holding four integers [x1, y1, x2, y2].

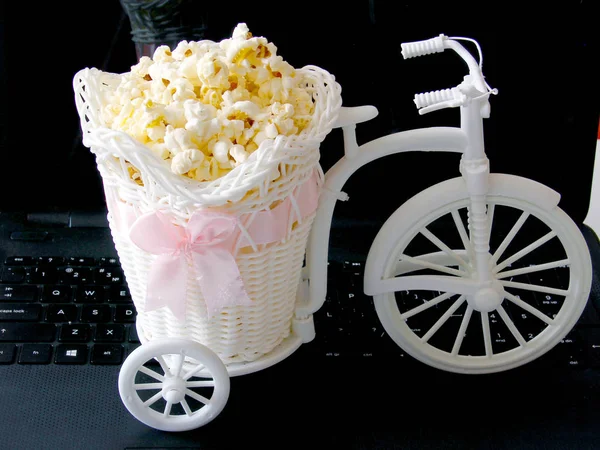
[[0, 323, 56, 342]]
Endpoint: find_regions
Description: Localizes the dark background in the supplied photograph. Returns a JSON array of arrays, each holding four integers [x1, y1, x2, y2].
[[0, 1, 598, 224]]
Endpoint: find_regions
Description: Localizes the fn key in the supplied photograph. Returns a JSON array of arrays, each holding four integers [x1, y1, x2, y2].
[[19, 344, 53, 364]]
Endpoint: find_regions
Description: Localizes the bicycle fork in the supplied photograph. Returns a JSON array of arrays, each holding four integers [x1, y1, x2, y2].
[[460, 100, 494, 284]]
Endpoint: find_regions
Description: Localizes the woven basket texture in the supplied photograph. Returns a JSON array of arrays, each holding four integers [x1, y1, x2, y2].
[[73, 61, 341, 364]]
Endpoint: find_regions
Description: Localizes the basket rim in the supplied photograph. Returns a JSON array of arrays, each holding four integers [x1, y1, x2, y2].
[[74, 65, 342, 203]]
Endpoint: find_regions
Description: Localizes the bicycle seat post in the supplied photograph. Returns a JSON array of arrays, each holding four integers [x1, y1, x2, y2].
[[342, 125, 359, 159], [333, 106, 379, 159]]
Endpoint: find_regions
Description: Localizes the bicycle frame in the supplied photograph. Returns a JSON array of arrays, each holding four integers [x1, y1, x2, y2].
[[298, 124, 467, 319], [298, 38, 498, 320]]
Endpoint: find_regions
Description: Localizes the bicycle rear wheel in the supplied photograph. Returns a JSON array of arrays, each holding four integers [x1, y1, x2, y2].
[[368, 176, 592, 373]]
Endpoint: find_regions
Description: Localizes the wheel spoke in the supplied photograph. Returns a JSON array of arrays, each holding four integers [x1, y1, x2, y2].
[[491, 212, 529, 264], [451, 304, 473, 356], [155, 355, 169, 375], [421, 295, 466, 343], [494, 231, 557, 274], [183, 364, 206, 381], [399, 254, 468, 278], [134, 382, 163, 390], [402, 292, 455, 320], [375, 275, 479, 297], [181, 399, 194, 416], [497, 305, 526, 347], [163, 400, 173, 417], [487, 204, 495, 237], [451, 210, 474, 264], [482, 312, 493, 357], [171, 354, 185, 377], [143, 391, 163, 407], [496, 259, 570, 279], [420, 227, 470, 269], [139, 365, 165, 382], [500, 280, 568, 297], [186, 380, 215, 388], [186, 389, 211, 405], [504, 291, 554, 325]]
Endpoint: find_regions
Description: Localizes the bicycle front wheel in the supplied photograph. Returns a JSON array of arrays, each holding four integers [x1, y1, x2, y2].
[[369, 176, 592, 374]]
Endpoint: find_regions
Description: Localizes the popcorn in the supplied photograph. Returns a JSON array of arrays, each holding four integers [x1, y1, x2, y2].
[[230, 144, 249, 166], [171, 149, 205, 175], [102, 23, 315, 182]]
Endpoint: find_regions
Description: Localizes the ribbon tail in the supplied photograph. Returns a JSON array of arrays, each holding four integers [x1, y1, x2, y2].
[[146, 254, 188, 322], [192, 249, 252, 318]]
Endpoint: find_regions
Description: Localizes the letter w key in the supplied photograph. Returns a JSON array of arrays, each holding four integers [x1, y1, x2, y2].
[[75, 286, 105, 303]]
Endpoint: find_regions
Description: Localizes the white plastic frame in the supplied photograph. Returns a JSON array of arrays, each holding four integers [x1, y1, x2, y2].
[[116, 34, 594, 431]]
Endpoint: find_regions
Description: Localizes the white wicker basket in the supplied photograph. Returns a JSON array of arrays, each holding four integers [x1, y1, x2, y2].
[[73, 64, 341, 365]]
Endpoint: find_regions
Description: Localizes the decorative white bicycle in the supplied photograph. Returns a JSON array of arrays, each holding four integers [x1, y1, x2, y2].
[[118, 34, 592, 431]]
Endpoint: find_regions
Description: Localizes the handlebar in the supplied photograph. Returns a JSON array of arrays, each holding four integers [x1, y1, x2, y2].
[[414, 88, 466, 115], [401, 34, 494, 115], [400, 34, 446, 59]]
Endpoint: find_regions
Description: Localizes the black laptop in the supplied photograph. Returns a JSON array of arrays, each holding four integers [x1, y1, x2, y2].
[[1, 1, 599, 449]]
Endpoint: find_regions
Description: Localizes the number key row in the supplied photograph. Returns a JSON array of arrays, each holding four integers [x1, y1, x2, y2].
[[1, 267, 125, 285], [4, 256, 120, 266]]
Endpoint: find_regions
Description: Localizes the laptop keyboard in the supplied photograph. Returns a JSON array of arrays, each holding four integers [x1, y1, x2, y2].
[[1, 255, 599, 370], [312, 260, 600, 370], [0, 256, 139, 365]]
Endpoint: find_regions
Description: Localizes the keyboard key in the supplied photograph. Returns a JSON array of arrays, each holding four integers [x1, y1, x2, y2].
[[0, 323, 56, 342], [1, 285, 38, 302], [54, 344, 88, 364], [28, 267, 59, 284], [18, 344, 53, 364], [59, 324, 90, 342], [0, 344, 16, 363], [585, 328, 600, 368], [128, 326, 140, 343], [114, 305, 136, 323], [94, 324, 125, 343], [538, 294, 563, 319], [46, 304, 78, 322], [58, 267, 92, 285], [107, 285, 132, 303], [1, 267, 25, 283], [36, 257, 65, 266], [99, 257, 120, 267], [81, 305, 111, 323], [75, 286, 104, 303], [91, 344, 124, 365], [342, 260, 364, 274], [552, 331, 585, 368], [0, 303, 42, 321], [94, 267, 124, 285], [67, 257, 95, 266], [4, 257, 33, 266], [42, 285, 72, 303]]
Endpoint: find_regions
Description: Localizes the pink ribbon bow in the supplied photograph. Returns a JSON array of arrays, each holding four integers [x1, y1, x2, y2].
[[129, 210, 252, 321]]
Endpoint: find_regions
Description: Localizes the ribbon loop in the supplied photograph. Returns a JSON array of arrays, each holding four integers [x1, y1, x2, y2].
[[130, 210, 251, 321]]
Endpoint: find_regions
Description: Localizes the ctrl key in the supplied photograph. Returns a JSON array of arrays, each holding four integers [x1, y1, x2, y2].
[[91, 344, 124, 365], [0, 344, 16, 364]]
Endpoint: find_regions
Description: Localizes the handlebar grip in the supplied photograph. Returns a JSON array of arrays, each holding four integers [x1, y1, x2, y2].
[[414, 88, 461, 109], [401, 34, 447, 59]]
